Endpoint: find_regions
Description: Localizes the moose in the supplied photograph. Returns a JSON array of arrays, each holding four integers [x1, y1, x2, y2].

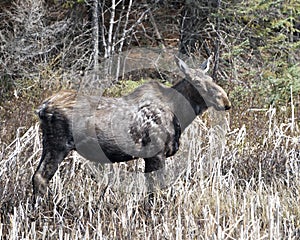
[[32, 56, 231, 196]]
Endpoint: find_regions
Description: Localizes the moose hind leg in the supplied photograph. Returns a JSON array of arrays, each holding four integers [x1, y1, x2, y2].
[[32, 147, 70, 196]]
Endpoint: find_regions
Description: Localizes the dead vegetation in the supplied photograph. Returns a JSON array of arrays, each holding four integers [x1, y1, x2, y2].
[[0, 101, 299, 239]]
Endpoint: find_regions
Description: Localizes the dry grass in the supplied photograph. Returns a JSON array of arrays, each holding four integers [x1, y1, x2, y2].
[[0, 101, 299, 239]]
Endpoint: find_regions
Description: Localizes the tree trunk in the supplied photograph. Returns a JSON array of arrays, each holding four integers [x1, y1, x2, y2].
[[93, 0, 99, 80]]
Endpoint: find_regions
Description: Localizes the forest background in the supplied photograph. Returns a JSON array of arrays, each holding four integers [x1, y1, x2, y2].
[[0, 0, 299, 239]]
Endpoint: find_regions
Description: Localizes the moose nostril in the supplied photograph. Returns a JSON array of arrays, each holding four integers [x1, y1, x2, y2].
[[225, 105, 231, 110]]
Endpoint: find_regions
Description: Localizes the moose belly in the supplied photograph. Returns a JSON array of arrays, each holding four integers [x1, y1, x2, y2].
[[72, 126, 136, 164], [98, 139, 137, 163]]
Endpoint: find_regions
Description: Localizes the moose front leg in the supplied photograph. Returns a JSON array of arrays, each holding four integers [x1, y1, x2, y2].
[[144, 154, 166, 189], [144, 154, 166, 208], [32, 147, 70, 196], [144, 154, 165, 173]]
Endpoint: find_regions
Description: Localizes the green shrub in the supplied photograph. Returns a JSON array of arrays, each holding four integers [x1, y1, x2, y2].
[[265, 64, 300, 106], [103, 79, 147, 97]]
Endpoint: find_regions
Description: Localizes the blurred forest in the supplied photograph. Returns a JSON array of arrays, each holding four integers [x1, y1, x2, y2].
[[0, 0, 299, 144]]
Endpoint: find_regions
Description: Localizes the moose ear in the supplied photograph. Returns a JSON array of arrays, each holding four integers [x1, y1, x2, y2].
[[200, 55, 212, 73], [174, 55, 191, 77]]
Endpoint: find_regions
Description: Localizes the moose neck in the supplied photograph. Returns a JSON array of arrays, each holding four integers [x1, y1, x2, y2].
[[171, 78, 208, 123]]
